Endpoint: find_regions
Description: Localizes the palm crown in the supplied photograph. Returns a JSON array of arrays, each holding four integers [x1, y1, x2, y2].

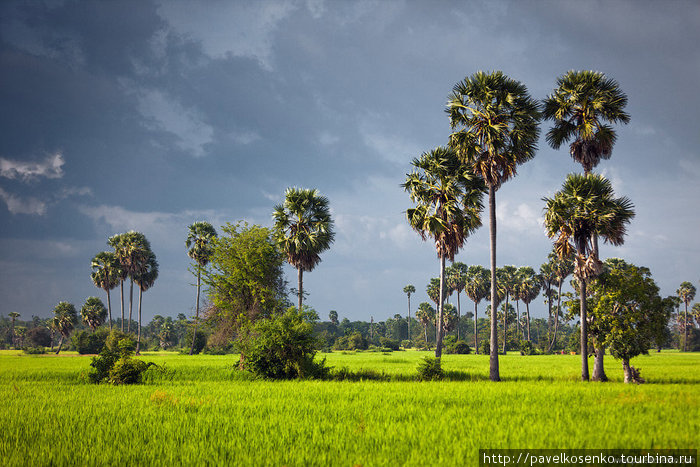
[[543, 70, 630, 173], [186, 221, 218, 267]]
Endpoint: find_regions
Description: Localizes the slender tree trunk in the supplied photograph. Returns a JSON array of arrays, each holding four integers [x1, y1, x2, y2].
[[55, 335, 64, 355], [515, 300, 521, 338], [136, 288, 143, 355], [548, 281, 563, 353], [435, 255, 446, 358], [488, 186, 500, 381], [580, 278, 590, 381], [526, 302, 531, 342], [407, 294, 411, 343], [128, 278, 134, 333], [592, 343, 607, 382], [120, 280, 125, 332], [503, 294, 508, 355], [456, 291, 461, 340], [474, 302, 478, 354], [106, 288, 112, 331], [684, 303, 688, 352], [424, 325, 428, 345], [190, 267, 201, 355], [546, 289, 552, 350], [298, 268, 303, 312]]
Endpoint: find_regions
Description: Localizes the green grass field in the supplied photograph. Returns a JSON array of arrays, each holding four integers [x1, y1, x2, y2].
[[1, 350, 698, 466]]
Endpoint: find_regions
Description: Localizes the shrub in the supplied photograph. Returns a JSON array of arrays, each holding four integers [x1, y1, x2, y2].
[[445, 340, 471, 354], [87, 333, 155, 385], [400, 339, 412, 349], [72, 329, 110, 354], [108, 357, 154, 385], [416, 356, 444, 381], [105, 331, 136, 354], [520, 340, 535, 356], [236, 307, 328, 380], [379, 337, 400, 351], [480, 339, 490, 355]]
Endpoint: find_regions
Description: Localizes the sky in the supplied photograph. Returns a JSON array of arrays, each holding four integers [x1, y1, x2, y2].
[[1, 0, 698, 324]]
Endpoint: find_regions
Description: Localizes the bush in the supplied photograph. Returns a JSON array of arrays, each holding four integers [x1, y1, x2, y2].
[[379, 337, 400, 351], [416, 356, 444, 381], [333, 331, 368, 351], [236, 307, 328, 380], [401, 339, 412, 349], [72, 329, 110, 354], [108, 357, 154, 385], [480, 339, 490, 355], [26, 327, 52, 347], [520, 340, 536, 356], [105, 331, 136, 354], [445, 340, 471, 354], [87, 333, 155, 385], [183, 328, 208, 354]]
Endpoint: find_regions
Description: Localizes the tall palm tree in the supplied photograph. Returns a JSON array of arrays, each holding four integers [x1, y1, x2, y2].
[[8, 312, 20, 348], [426, 278, 445, 310], [693, 303, 700, 330], [677, 282, 696, 352], [416, 302, 435, 345], [186, 221, 218, 355], [90, 251, 121, 331], [403, 146, 485, 358], [403, 284, 416, 341], [273, 188, 335, 312], [448, 71, 540, 381], [497, 266, 518, 354], [109, 231, 150, 332], [134, 250, 158, 354], [543, 70, 630, 175], [547, 251, 574, 352], [52, 301, 77, 355], [80, 297, 107, 332], [516, 267, 541, 342], [464, 265, 490, 354], [539, 260, 557, 347], [544, 173, 635, 380]]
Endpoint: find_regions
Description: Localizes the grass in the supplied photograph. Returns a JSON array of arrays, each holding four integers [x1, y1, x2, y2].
[[1, 350, 698, 466]]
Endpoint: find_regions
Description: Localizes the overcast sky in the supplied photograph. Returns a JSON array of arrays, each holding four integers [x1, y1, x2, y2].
[[1, 0, 698, 324]]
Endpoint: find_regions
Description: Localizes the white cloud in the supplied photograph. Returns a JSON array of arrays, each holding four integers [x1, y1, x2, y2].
[[135, 89, 214, 157], [0, 153, 64, 182], [0, 187, 47, 215]]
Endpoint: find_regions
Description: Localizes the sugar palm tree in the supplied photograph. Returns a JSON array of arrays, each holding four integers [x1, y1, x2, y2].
[[8, 312, 20, 348], [109, 231, 150, 332], [273, 188, 335, 312], [677, 282, 696, 352], [539, 261, 557, 346], [543, 70, 630, 175], [464, 265, 490, 353], [90, 251, 121, 331], [403, 146, 485, 358], [693, 303, 700, 329], [497, 266, 518, 354], [547, 251, 574, 352], [543, 173, 635, 380], [416, 302, 436, 345], [186, 221, 218, 355], [516, 267, 541, 342], [403, 285, 416, 341], [52, 301, 77, 355], [134, 250, 158, 354], [446, 262, 468, 340], [448, 71, 540, 380], [80, 297, 107, 332]]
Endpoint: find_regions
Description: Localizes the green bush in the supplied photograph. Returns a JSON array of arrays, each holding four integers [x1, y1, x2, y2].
[[108, 357, 154, 385], [236, 307, 328, 380], [105, 331, 136, 354], [72, 329, 110, 354], [333, 331, 368, 351], [445, 340, 471, 354], [480, 339, 490, 355], [520, 340, 536, 356], [26, 327, 52, 347], [416, 356, 444, 381], [379, 337, 400, 351], [87, 333, 155, 385]]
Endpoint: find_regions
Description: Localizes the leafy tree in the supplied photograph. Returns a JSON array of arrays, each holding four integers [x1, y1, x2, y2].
[[134, 250, 158, 354], [204, 222, 287, 345], [544, 174, 635, 380], [543, 70, 630, 175], [273, 188, 335, 312], [516, 267, 541, 342], [464, 265, 490, 354], [80, 297, 107, 331], [90, 251, 121, 331], [27, 326, 52, 347], [403, 146, 485, 358], [677, 282, 696, 351], [186, 221, 218, 355], [416, 302, 435, 345], [403, 284, 415, 341], [448, 71, 540, 380], [52, 302, 77, 354]]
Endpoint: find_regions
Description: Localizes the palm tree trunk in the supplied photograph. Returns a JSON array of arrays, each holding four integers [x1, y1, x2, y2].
[[502, 294, 508, 355], [580, 278, 590, 381], [424, 324, 428, 345], [435, 255, 446, 358], [190, 267, 201, 356], [515, 300, 521, 338], [474, 302, 478, 354], [106, 288, 113, 331], [456, 291, 461, 340], [548, 281, 563, 353], [128, 278, 134, 333], [407, 294, 411, 342], [526, 302, 531, 342], [120, 280, 125, 332], [684, 303, 688, 352], [55, 335, 63, 355], [546, 289, 552, 350], [298, 268, 303, 312], [136, 288, 143, 355], [488, 185, 499, 381]]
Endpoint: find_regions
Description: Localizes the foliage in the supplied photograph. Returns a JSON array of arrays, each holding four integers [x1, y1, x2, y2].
[[416, 356, 444, 381], [22, 346, 47, 354], [26, 327, 52, 347], [445, 340, 471, 355], [108, 357, 154, 385], [236, 307, 328, 380], [72, 328, 110, 354], [333, 332, 368, 351], [378, 337, 400, 351], [80, 297, 108, 331], [87, 332, 154, 385]]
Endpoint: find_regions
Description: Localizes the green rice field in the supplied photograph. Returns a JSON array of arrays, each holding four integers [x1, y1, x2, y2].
[[1, 350, 698, 466]]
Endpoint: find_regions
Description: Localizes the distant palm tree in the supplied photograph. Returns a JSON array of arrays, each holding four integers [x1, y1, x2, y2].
[[448, 71, 540, 381], [464, 265, 490, 353], [134, 250, 158, 354], [447, 262, 468, 340], [497, 266, 518, 354], [273, 188, 335, 312], [539, 260, 557, 346], [8, 312, 20, 348], [403, 285, 416, 341], [543, 70, 630, 175], [90, 251, 121, 331], [52, 301, 77, 354], [516, 267, 541, 342], [693, 303, 700, 329], [80, 297, 107, 331], [186, 221, 218, 355], [416, 302, 436, 345], [329, 310, 339, 326], [439, 303, 458, 335], [547, 251, 574, 352], [109, 231, 150, 332], [403, 146, 485, 357], [544, 173, 635, 380], [677, 282, 696, 351]]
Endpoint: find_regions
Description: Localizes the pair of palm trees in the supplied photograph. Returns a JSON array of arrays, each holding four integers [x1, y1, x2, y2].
[[677, 281, 697, 351], [91, 231, 158, 353]]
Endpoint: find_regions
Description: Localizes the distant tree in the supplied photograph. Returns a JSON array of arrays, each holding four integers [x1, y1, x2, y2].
[[548, 251, 574, 352], [80, 297, 107, 331], [446, 263, 468, 340], [109, 231, 151, 332], [464, 265, 490, 354], [448, 70, 540, 381], [8, 312, 20, 348], [539, 260, 557, 346], [497, 266, 518, 354], [416, 302, 436, 345], [26, 326, 52, 348], [403, 285, 416, 340], [134, 250, 158, 354], [52, 302, 77, 354], [186, 221, 218, 355], [328, 310, 339, 326], [403, 146, 485, 358], [90, 251, 121, 331], [439, 303, 459, 335], [693, 303, 700, 328], [677, 282, 696, 351], [516, 267, 541, 342]]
